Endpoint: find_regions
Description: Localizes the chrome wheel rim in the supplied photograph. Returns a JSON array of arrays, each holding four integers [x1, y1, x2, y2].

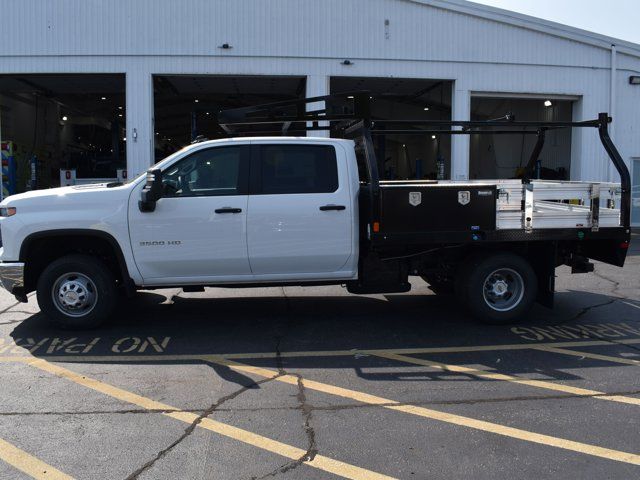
[[482, 268, 524, 312], [52, 272, 98, 317]]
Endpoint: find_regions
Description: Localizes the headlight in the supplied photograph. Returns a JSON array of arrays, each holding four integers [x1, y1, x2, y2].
[[0, 207, 16, 217]]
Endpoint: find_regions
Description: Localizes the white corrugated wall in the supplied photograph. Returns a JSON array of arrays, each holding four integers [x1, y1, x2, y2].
[[0, 0, 638, 184]]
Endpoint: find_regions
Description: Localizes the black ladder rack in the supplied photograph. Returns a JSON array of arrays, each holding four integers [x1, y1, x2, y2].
[[217, 91, 631, 230]]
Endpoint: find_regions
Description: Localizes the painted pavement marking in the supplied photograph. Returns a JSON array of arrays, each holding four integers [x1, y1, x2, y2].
[[1, 337, 640, 363], [373, 351, 640, 406], [0, 437, 74, 480], [22, 357, 396, 480], [533, 345, 640, 366], [206, 356, 640, 467]]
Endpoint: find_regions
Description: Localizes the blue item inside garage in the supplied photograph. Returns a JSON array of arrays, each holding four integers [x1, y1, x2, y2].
[[1, 142, 17, 199]]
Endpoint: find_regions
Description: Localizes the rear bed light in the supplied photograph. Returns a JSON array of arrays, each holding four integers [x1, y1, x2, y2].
[[620, 241, 630, 249]]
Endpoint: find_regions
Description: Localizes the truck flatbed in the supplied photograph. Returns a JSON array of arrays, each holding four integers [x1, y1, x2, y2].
[[376, 178, 622, 231]]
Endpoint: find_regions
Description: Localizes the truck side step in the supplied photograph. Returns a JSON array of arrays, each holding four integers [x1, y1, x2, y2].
[[346, 281, 411, 295], [182, 286, 205, 293]]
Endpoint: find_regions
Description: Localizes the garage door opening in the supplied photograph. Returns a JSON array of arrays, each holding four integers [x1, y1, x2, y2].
[[0, 74, 126, 194], [330, 77, 452, 180], [153, 75, 306, 162], [470, 96, 574, 180]]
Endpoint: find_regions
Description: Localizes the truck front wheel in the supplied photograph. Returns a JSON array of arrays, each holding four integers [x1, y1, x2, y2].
[[457, 253, 537, 324], [36, 254, 118, 329]]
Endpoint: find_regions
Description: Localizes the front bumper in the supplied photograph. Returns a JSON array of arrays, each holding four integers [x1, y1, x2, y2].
[[0, 262, 25, 295]]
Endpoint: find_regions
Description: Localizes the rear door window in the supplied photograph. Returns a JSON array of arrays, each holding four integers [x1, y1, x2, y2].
[[257, 145, 338, 194]]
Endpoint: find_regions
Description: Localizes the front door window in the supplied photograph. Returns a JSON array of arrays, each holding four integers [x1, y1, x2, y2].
[[162, 146, 243, 197]]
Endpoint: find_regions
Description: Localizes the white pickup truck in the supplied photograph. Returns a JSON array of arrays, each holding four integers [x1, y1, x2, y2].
[[0, 93, 632, 328]]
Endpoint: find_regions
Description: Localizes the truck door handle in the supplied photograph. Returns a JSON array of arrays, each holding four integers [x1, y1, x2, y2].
[[319, 205, 346, 211], [215, 207, 242, 214]]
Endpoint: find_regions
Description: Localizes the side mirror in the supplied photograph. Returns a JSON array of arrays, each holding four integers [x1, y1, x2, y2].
[[138, 168, 163, 212]]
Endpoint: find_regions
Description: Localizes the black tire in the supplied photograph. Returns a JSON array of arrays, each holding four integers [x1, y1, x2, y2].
[[36, 254, 118, 329], [456, 252, 537, 325]]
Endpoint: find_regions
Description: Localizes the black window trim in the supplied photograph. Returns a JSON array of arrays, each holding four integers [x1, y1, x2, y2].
[[249, 143, 339, 195], [161, 144, 251, 198]]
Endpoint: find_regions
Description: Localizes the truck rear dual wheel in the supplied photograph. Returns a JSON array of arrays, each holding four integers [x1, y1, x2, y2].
[[36, 254, 118, 329], [456, 253, 537, 324]]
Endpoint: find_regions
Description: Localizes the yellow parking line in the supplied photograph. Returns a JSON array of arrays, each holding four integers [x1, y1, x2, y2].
[[2, 338, 640, 364], [0, 437, 74, 480], [373, 352, 640, 406], [221, 338, 640, 359], [23, 358, 396, 480], [533, 345, 640, 366], [207, 356, 640, 466], [621, 301, 640, 310]]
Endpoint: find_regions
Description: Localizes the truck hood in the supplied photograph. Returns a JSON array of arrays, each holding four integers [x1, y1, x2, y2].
[[1, 183, 132, 208]]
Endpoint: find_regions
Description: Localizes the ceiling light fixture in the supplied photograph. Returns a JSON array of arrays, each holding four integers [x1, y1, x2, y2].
[[431, 135, 437, 140], [424, 107, 429, 111], [544, 100, 553, 107], [62, 116, 68, 121], [101, 96, 107, 100], [194, 99, 199, 103]]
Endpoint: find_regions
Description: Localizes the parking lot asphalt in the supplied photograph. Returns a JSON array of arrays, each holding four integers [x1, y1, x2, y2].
[[0, 235, 639, 479]]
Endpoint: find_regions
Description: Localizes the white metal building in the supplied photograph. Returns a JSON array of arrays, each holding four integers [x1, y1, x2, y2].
[[1, 0, 639, 224]]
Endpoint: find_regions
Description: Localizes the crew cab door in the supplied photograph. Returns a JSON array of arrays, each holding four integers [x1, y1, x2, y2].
[[128, 145, 252, 283], [247, 142, 356, 278]]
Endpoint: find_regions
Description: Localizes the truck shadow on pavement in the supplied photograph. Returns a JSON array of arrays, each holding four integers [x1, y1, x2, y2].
[[8, 287, 640, 392]]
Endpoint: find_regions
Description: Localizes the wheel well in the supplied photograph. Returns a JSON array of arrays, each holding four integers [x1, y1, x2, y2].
[[20, 231, 132, 294]]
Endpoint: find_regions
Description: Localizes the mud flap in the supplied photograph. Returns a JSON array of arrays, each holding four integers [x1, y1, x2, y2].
[[528, 242, 556, 308], [346, 253, 411, 295]]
